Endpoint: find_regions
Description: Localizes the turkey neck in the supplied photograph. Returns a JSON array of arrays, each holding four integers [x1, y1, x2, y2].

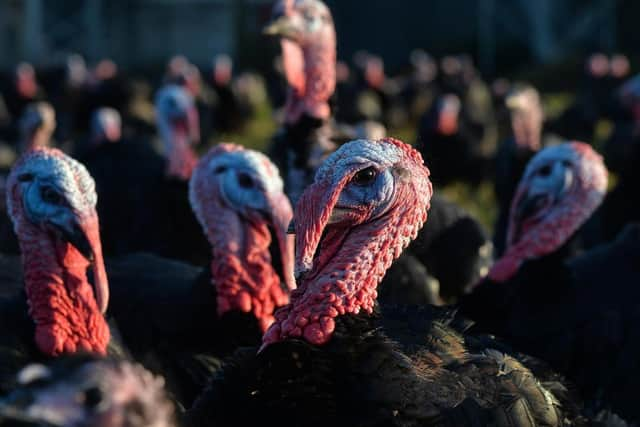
[[21, 129, 49, 152], [19, 225, 110, 356], [165, 126, 197, 180], [209, 219, 288, 332], [263, 178, 427, 348], [284, 33, 336, 124]]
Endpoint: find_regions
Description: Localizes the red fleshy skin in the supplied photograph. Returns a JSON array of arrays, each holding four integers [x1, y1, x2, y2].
[[279, 1, 336, 124], [190, 144, 293, 331], [262, 137, 432, 348], [7, 148, 111, 356], [156, 86, 200, 180], [166, 132, 198, 180], [489, 142, 608, 282], [508, 87, 544, 152]]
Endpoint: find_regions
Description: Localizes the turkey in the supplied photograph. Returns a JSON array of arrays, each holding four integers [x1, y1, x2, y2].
[[17, 102, 57, 154], [564, 223, 640, 421], [493, 84, 548, 256], [186, 137, 577, 427], [547, 53, 610, 142], [265, 0, 486, 305], [75, 106, 123, 158], [2, 63, 46, 134], [0, 354, 175, 427], [0, 148, 126, 395], [607, 54, 631, 97], [415, 92, 490, 188], [208, 54, 255, 134], [105, 143, 293, 406], [264, 0, 337, 204], [594, 75, 640, 245], [78, 108, 166, 257], [136, 84, 209, 264], [457, 142, 640, 418], [406, 194, 492, 302]]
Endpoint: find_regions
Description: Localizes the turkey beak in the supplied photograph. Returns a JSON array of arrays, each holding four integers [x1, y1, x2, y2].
[[294, 174, 351, 280], [59, 220, 94, 262], [513, 167, 574, 225], [54, 212, 109, 314], [0, 400, 63, 427], [266, 191, 296, 291], [512, 192, 549, 226], [263, 15, 295, 38]]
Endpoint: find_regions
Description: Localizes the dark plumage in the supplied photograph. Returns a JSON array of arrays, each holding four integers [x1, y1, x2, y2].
[[378, 253, 442, 306], [268, 114, 335, 204], [105, 253, 259, 407], [0, 290, 127, 396], [186, 305, 577, 427], [408, 194, 492, 302], [416, 93, 489, 187], [460, 224, 640, 421], [142, 177, 211, 265], [79, 138, 167, 257], [594, 123, 640, 245]]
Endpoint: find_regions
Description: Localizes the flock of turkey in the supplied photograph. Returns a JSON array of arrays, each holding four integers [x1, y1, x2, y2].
[[0, 0, 639, 426]]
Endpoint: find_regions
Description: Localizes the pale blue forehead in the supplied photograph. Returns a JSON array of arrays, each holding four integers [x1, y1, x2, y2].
[[155, 85, 193, 110], [207, 150, 283, 193], [316, 139, 401, 182], [15, 152, 97, 209], [524, 144, 577, 176]]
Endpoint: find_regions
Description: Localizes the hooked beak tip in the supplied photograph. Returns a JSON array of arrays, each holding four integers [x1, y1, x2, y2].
[[55, 222, 95, 262], [262, 16, 290, 36], [262, 26, 276, 36]]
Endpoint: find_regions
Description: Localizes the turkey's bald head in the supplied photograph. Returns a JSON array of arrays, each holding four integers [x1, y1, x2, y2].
[[7, 148, 110, 356], [155, 84, 200, 180], [262, 137, 432, 348], [490, 142, 608, 282], [0, 355, 175, 427], [264, 0, 336, 123], [190, 143, 293, 331]]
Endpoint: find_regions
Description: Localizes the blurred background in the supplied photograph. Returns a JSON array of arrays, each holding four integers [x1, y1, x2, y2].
[[0, 0, 636, 77], [0, 0, 638, 232]]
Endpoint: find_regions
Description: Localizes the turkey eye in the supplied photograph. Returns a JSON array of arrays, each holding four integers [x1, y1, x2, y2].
[[538, 165, 552, 177], [237, 172, 254, 189], [562, 160, 572, 168], [214, 166, 227, 174], [83, 386, 103, 410], [41, 186, 62, 205], [352, 167, 377, 186]]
